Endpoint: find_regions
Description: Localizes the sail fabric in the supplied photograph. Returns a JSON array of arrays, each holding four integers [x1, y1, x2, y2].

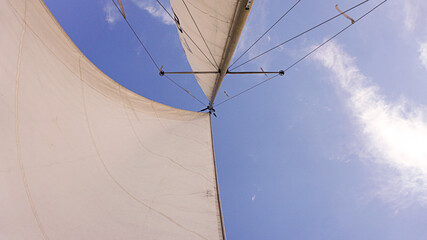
[[170, 0, 240, 100], [0, 0, 224, 239]]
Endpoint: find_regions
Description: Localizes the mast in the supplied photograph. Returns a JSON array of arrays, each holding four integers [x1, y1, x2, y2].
[[209, 0, 254, 108]]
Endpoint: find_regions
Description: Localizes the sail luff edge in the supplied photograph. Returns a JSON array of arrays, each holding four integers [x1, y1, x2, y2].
[[209, 115, 226, 240]]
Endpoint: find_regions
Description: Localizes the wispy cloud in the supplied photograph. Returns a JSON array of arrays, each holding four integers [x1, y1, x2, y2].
[[131, 0, 174, 25], [391, 0, 427, 32], [103, 2, 121, 24], [251, 194, 256, 202], [419, 41, 427, 70], [312, 41, 427, 208], [402, 0, 420, 31]]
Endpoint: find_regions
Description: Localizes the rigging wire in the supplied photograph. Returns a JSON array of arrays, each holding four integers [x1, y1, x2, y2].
[[181, 0, 219, 68], [164, 75, 206, 106], [155, 0, 219, 70], [111, 0, 160, 70], [111, 0, 206, 106], [229, 0, 302, 69], [229, 0, 370, 71], [215, 0, 388, 108], [214, 74, 281, 107]]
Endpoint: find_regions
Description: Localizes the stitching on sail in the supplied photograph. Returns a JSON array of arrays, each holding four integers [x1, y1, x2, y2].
[[186, 0, 234, 24], [182, 0, 219, 68], [14, 1, 50, 239], [80, 57, 208, 240], [119, 86, 214, 183], [150, 102, 208, 146], [9, 2, 128, 105]]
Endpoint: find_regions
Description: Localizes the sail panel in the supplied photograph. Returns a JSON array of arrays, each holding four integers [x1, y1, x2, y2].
[[0, 0, 223, 239], [170, 0, 240, 100]]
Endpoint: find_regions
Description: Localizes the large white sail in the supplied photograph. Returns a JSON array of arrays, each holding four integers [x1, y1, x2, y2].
[[0, 0, 224, 239], [170, 0, 253, 103]]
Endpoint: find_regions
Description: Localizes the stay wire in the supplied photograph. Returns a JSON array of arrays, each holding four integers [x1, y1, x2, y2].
[[229, 0, 302, 69], [155, 0, 218, 69], [164, 75, 207, 106], [214, 74, 281, 107], [230, 0, 370, 71], [215, 0, 388, 108], [284, 0, 387, 72], [111, 0, 206, 106]]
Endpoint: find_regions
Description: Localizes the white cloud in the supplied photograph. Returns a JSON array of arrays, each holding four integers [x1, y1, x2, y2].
[[419, 41, 427, 70], [103, 2, 120, 24], [131, 0, 174, 25], [391, 0, 427, 32], [312, 41, 427, 208], [402, 0, 419, 31]]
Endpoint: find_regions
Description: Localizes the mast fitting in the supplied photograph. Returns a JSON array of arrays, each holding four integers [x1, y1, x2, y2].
[[159, 65, 165, 76], [200, 106, 217, 117]]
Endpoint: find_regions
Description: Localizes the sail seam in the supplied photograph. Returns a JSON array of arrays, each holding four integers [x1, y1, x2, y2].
[[14, 1, 50, 239], [80, 58, 208, 240], [118, 86, 214, 184], [181, 0, 219, 69]]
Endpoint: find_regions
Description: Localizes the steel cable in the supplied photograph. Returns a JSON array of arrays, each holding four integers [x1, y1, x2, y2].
[[215, 0, 388, 108]]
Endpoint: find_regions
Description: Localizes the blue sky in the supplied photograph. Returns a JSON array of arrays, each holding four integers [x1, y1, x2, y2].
[[45, 0, 427, 239]]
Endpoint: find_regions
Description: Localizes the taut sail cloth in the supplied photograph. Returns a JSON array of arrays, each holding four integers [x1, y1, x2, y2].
[[170, 0, 253, 103], [1, 0, 225, 239]]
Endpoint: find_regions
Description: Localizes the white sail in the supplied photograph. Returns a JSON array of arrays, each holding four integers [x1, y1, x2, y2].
[[0, 0, 224, 239], [170, 0, 253, 103]]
